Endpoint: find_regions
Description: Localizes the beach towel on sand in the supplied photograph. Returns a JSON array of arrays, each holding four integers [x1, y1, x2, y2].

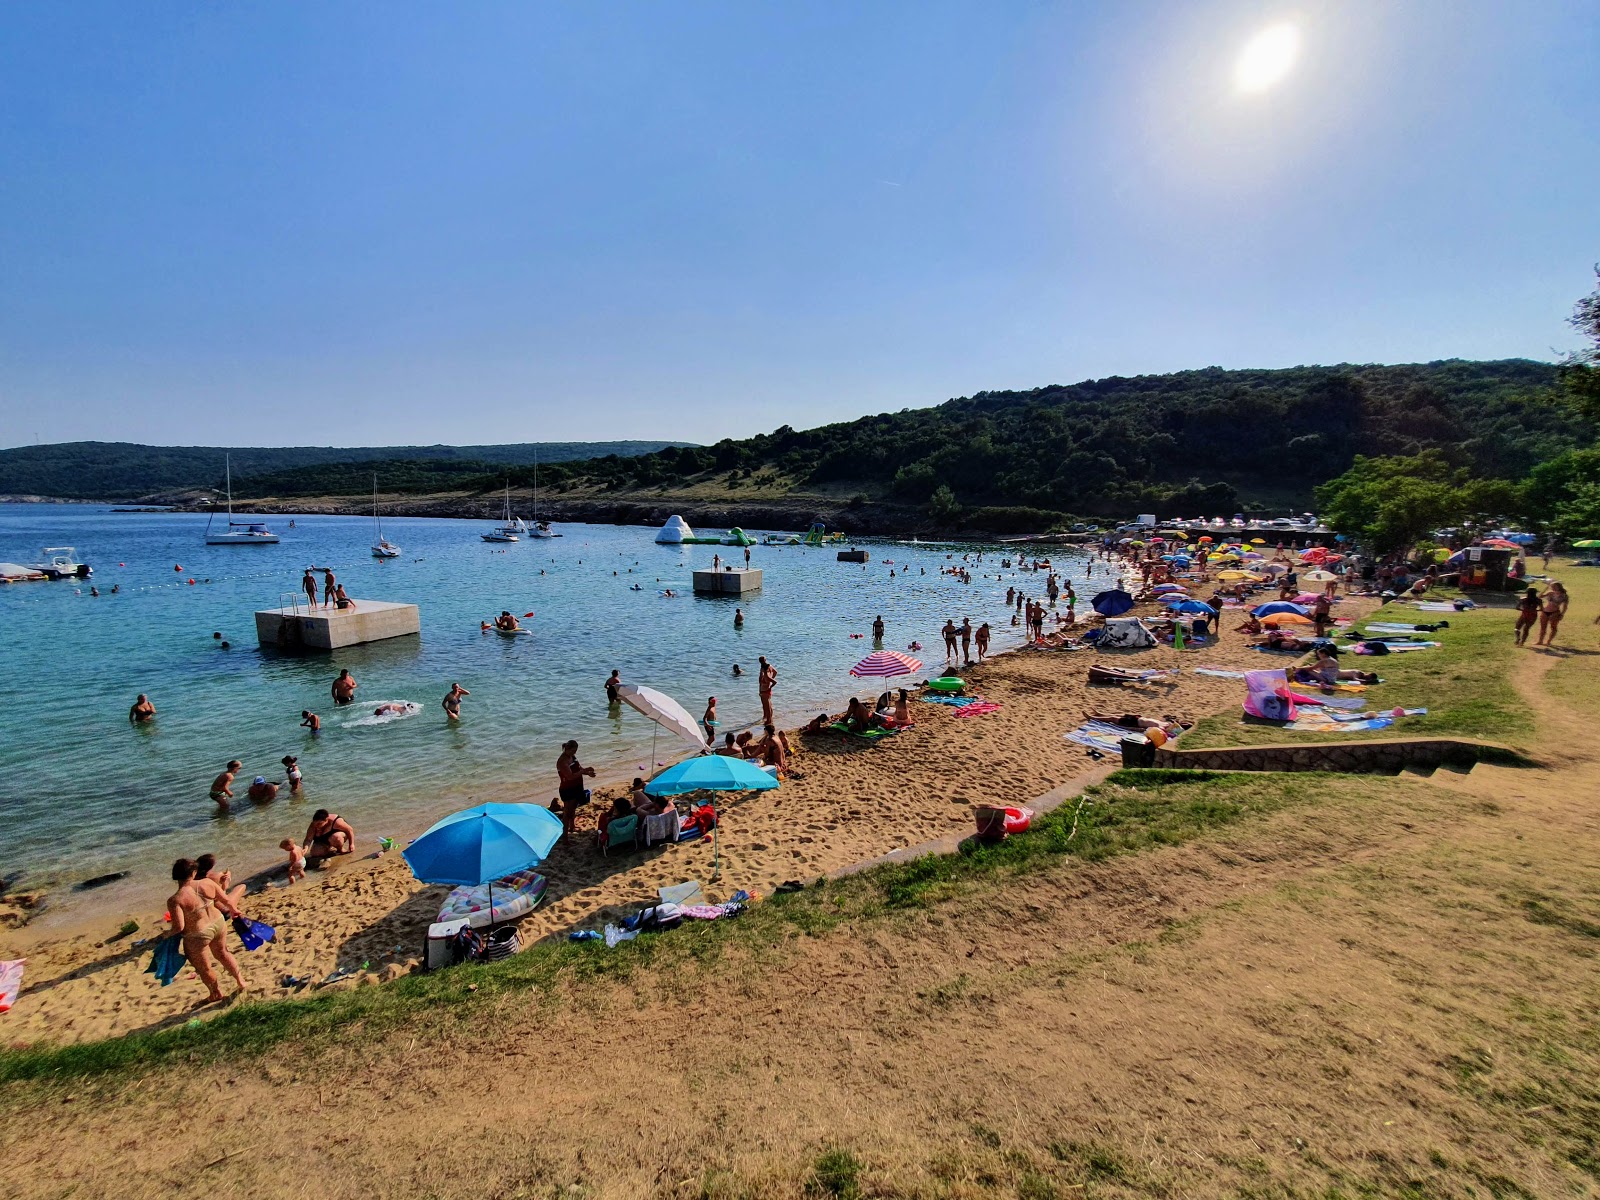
[[0, 959, 23, 1013], [952, 701, 1001, 717]]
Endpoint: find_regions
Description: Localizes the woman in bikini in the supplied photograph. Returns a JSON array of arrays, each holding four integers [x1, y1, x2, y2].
[[1514, 586, 1540, 646], [1536, 581, 1569, 646], [168, 858, 247, 1004]]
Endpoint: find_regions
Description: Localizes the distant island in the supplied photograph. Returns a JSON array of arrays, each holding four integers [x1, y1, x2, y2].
[[4, 360, 1589, 536], [0, 440, 693, 503]]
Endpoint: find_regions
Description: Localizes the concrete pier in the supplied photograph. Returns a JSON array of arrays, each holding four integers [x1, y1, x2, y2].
[[255, 599, 421, 651], [692, 567, 762, 595]]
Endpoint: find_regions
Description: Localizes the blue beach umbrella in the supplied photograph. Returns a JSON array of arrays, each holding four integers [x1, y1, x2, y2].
[[1166, 599, 1218, 616], [644, 755, 780, 797], [1252, 601, 1309, 618], [402, 803, 563, 888], [1091, 589, 1134, 616]]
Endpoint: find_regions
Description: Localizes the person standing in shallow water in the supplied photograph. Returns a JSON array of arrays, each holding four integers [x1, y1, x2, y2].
[[942, 619, 958, 661], [128, 693, 156, 723], [959, 617, 973, 663], [605, 670, 622, 705], [872, 614, 885, 643], [757, 656, 777, 726]]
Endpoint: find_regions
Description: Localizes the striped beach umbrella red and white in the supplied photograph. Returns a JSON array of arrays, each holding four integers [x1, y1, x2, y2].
[[848, 650, 924, 678]]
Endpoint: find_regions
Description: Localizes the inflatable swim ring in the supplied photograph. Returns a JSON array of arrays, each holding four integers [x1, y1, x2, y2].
[[974, 804, 1033, 841], [925, 677, 965, 693]]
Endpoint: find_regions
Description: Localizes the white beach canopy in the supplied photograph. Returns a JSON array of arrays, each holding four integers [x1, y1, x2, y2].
[[616, 683, 708, 753]]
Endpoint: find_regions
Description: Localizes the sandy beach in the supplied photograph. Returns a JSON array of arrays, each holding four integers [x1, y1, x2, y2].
[[0, 593, 1367, 1048]]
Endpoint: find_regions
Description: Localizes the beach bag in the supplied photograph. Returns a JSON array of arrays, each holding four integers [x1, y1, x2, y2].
[[634, 903, 684, 933], [483, 927, 520, 961], [449, 925, 485, 965]]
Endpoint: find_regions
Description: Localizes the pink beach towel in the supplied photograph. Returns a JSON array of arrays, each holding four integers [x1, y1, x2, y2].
[[0, 959, 24, 1013]]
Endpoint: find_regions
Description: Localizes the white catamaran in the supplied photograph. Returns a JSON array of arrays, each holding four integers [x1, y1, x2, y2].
[[205, 455, 280, 545], [371, 475, 400, 558]]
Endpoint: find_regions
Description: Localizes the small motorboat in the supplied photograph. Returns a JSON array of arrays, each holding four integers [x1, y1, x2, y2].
[[28, 547, 92, 580]]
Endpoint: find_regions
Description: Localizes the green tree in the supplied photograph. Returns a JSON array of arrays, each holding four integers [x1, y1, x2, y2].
[[1316, 452, 1518, 556], [1552, 482, 1600, 541], [1561, 265, 1600, 421], [927, 484, 961, 525]]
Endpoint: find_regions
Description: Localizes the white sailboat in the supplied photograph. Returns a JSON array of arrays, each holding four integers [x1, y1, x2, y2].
[[205, 455, 280, 545], [527, 449, 558, 538], [371, 475, 400, 558], [481, 481, 523, 543]]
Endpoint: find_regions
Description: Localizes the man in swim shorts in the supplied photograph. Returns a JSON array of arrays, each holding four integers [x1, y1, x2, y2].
[[605, 670, 621, 705], [302, 809, 355, 864], [302, 567, 319, 610], [300, 710, 321, 733], [128, 693, 156, 723], [442, 682, 470, 720], [321, 567, 338, 609], [555, 740, 596, 838], [209, 760, 242, 807], [331, 669, 357, 706]]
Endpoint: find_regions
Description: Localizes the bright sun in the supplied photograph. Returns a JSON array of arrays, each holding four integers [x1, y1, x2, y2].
[[1234, 22, 1301, 93]]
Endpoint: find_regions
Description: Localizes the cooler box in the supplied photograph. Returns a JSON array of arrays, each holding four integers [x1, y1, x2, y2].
[[425, 918, 470, 971]]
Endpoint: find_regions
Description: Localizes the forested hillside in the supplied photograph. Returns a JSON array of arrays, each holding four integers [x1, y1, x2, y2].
[[502, 359, 1585, 516], [0, 441, 690, 501]]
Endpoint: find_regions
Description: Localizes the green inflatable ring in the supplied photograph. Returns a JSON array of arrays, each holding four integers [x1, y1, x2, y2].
[[925, 677, 965, 693]]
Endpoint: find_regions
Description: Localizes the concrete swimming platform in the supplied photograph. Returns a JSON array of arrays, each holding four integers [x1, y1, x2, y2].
[[255, 599, 421, 651], [692, 567, 762, 595]]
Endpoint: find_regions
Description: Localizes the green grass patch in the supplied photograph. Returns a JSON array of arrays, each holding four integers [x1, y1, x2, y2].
[[0, 770, 1382, 1095], [1183, 594, 1532, 750], [806, 1147, 864, 1199]]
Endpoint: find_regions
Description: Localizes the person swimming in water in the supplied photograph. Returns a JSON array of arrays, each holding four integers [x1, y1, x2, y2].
[[373, 701, 415, 717], [128, 693, 156, 723]]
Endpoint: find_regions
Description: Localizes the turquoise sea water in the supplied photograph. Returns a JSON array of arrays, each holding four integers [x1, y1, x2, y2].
[[0, 504, 1101, 912]]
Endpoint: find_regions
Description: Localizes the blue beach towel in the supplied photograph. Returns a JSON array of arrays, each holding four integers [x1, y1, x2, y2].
[[921, 695, 980, 707], [145, 936, 186, 987]]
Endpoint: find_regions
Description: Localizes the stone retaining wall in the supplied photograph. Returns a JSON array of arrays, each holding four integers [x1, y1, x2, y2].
[[1150, 737, 1520, 775]]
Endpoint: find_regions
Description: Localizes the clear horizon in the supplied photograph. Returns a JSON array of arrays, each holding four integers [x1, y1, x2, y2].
[[3, 1, 1597, 449]]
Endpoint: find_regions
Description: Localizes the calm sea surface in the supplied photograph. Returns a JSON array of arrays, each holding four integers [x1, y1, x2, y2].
[[0, 504, 1102, 911]]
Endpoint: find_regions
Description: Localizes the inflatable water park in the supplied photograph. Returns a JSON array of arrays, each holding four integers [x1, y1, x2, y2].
[[654, 516, 845, 547]]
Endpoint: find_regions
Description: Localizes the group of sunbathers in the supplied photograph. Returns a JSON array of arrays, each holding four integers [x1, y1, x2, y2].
[[713, 724, 792, 773], [805, 688, 914, 735]]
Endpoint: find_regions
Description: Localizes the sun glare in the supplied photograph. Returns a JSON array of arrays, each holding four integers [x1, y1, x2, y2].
[[1234, 22, 1301, 93]]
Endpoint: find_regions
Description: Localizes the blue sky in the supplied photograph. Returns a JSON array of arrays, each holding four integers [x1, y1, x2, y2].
[[1, 1, 1596, 449]]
